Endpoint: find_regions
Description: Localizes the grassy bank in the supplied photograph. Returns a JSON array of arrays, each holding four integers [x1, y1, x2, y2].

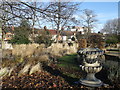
[[58, 54, 79, 71], [57, 54, 84, 79]]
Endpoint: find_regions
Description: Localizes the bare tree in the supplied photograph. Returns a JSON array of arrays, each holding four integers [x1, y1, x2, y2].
[[81, 9, 98, 34], [0, 1, 81, 37], [42, 2, 81, 31], [101, 18, 120, 35], [0, 1, 33, 25], [0, 1, 52, 26]]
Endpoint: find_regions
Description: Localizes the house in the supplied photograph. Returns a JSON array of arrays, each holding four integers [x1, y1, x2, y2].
[[1, 26, 14, 49], [0, 28, 2, 39], [61, 31, 74, 42], [69, 26, 85, 34], [47, 29, 57, 41], [2, 26, 14, 41], [33, 28, 76, 42], [46, 30, 75, 42], [3, 26, 78, 43], [4, 32, 14, 41]]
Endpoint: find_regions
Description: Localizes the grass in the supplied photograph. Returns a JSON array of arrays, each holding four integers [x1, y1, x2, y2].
[[62, 72, 77, 78], [58, 54, 80, 71], [57, 54, 82, 79]]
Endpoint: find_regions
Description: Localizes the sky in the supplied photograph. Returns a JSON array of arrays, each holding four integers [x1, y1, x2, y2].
[[19, 0, 119, 32], [20, 0, 119, 2], [77, 2, 118, 32], [42, 1, 118, 32]]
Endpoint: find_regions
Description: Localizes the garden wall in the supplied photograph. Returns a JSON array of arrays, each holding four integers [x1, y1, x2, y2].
[[11, 42, 78, 58]]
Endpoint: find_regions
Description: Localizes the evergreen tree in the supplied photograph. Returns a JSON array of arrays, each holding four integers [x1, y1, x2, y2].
[[9, 19, 31, 44]]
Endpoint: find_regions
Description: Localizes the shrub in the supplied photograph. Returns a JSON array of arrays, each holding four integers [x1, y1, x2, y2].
[[104, 60, 120, 85], [105, 35, 118, 44], [9, 34, 31, 44], [34, 35, 53, 47], [12, 44, 39, 58], [71, 37, 75, 41], [9, 19, 31, 44], [87, 34, 104, 48]]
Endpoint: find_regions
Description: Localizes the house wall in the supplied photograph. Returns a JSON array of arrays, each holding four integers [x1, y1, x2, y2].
[[79, 28, 84, 34], [52, 35, 57, 40], [70, 27, 84, 34], [117, 43, 120, 48], [3, 41, 13, 50], [4, 33, 13, 41], [0, 34, 2, 39], [71, 29, 76, 31], [62, 36, 67, 41], [0, 28, 2, 39]]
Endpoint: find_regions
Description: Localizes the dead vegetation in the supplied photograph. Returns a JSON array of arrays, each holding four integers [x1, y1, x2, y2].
[[1, 43, 78, 77]]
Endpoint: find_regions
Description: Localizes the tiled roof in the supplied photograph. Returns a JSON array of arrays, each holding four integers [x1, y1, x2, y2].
[[35, 29, 74, 36], [61, 31, 74, 36], [47, 29, 57, 35], [6, 32, 14, 35]]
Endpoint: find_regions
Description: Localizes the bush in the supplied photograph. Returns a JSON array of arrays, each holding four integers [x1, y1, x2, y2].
[[89, 34, 103, 43], [106, 35, 118, 44], [104, 60, 120, 85], [34, 35, 53, 47], [9, 34, 31, 44], [9, 19, 31, 44], [71, 37, 75, 41]]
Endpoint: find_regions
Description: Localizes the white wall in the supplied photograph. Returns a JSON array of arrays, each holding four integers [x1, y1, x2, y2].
[[62, 36, 67, 41], [71, 29, 76, 31], [70, 28, 84, 34], [3, 42, 13, 50], [52, 35, 57, 41]]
